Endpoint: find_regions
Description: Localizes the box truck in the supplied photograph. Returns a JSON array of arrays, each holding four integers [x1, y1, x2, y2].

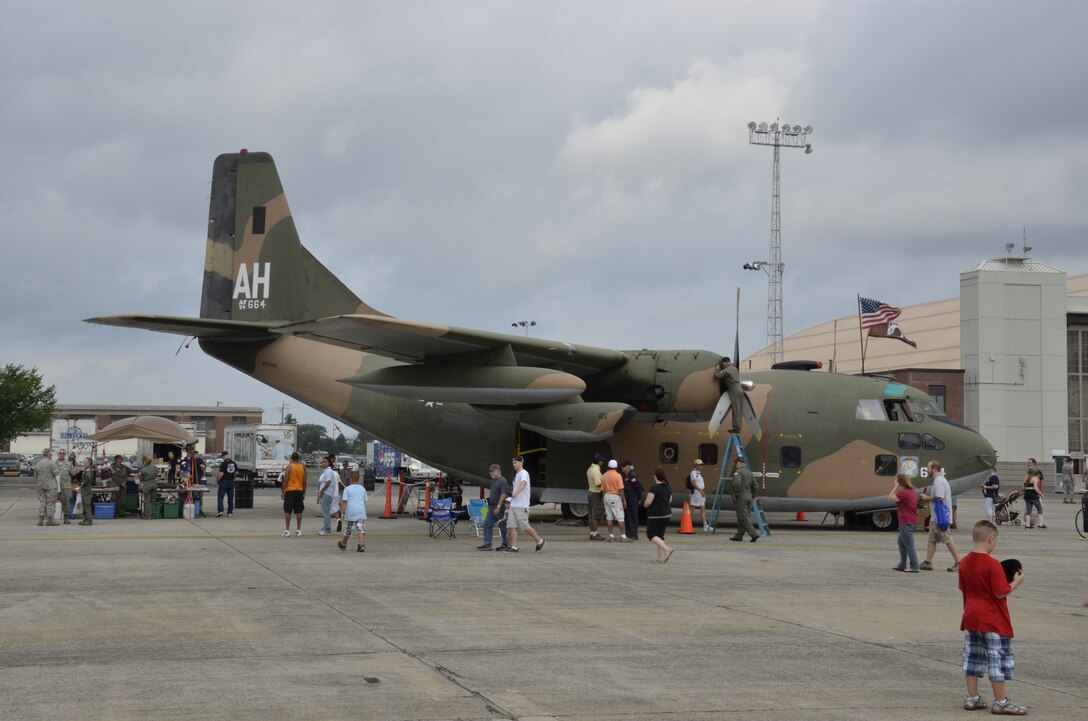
[[223, 424, 298, 487]]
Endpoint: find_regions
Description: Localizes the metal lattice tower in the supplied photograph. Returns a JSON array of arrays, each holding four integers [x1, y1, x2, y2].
[[747, 120, 812, 366]]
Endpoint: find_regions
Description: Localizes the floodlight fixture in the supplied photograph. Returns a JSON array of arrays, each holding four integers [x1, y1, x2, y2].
[[748, 121, 757, 130]]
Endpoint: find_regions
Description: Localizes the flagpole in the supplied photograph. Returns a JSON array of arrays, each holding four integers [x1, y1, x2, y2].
[[831, 318, 838, 373], [856, 294, 866, 375]]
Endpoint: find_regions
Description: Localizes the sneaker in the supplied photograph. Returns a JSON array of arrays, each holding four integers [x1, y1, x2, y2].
[[337, 540, 346, 550], [589, 534, 604, 541], [216, 512, 223, 518], [907, 568, 919, 573], [619, 537, 632, 543], [295, 530, 302, 537], [607, 535, 614, 542], [282, 530, 290, 537], [227, 513, 233, 518], [892, 566, 907, 572], [1038, 524, 1047, 529], [948, 562, 960, 572], [750, 536, 759, 543], [496, 545, 510, 552], [506, 547, 519, 553], [964, 694, 988, 710], [990, 698, 1027, 715], [919, 561, 933, 570], [318, 529, 330, 536], [476, 544, 493, 550], [357, 545, 365, 553], [535, 539, 545, 552]]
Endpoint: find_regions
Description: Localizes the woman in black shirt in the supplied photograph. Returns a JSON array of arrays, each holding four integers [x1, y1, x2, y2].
[[643, 468, 674, 563]]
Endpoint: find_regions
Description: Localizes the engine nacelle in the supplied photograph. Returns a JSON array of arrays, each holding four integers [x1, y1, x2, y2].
[[519, 402, 636, 442]]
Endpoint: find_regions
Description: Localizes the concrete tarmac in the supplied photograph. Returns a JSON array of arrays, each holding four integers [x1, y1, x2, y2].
[[1, 481, 1085, 721]]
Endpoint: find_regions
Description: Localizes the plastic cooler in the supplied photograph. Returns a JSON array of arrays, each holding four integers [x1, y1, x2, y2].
[[93, 502, 116, 519]]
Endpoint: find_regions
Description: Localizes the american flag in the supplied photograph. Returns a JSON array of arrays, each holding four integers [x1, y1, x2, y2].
[[859, 297, 902, 328]]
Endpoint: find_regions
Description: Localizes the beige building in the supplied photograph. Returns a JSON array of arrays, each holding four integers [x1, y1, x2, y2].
[[744, 259, 1088, 467]]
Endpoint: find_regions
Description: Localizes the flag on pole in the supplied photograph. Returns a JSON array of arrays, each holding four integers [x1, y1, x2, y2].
[[859, 297, 916, 348], [859, 297, 901, 328]]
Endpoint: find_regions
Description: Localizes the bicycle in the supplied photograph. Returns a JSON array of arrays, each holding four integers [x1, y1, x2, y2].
[[1077, 506, 1087, 540]]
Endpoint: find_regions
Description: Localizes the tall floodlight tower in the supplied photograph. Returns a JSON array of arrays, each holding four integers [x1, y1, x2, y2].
[[747, 120, 812, 366]]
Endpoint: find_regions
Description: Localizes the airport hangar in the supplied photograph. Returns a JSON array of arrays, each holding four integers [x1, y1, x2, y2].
[[743, 254, 1088, 480]]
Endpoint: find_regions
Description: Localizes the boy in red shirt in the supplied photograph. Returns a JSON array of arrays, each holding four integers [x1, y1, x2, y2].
[[959, 519, 1026, 714]]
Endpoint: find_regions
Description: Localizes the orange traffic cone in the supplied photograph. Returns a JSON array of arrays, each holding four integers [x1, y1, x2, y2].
[[795, 511, 807, 521], [678, 502, 695, 534]]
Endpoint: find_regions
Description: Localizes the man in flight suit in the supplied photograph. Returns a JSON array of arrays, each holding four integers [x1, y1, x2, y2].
[[111, 455, 130, 516], [729, 456, 760, 543], [714, 357, 744, 434]]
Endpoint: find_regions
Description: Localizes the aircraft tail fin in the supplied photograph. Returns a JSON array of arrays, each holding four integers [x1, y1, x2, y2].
[[201, 151, 384, 323]]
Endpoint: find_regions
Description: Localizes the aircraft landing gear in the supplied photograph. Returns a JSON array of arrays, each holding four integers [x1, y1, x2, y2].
[[866, 510, 898, 531], [561, 502, 589, 520]]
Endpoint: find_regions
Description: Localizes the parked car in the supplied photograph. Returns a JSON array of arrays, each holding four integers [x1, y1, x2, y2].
[[0, 453, 22, 477]]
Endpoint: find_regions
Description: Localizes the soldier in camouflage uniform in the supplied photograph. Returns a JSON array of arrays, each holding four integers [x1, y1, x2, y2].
[[34, 448, 60, 526], [729, 456, 761, 543], [139, 456, 159, 519], [714, 357, 745, 434], [78, 457, 97, 525], [54, 449, 75, 525], [111, 455, 130, 516]]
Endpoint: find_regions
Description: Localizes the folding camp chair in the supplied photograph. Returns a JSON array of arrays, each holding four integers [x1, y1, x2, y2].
[[467, 498, 488, 537], [428, 497, 457, 538]]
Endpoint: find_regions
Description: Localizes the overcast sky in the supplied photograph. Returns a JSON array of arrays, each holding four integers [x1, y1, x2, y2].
[[3, 0, 1086, 433]]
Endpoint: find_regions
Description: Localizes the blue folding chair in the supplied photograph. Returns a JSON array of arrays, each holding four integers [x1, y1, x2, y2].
[[467, 498, 488, 537], [428, 497, 457, 538]]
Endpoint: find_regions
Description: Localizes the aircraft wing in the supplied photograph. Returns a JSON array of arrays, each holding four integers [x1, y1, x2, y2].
[[85, 314, 276, 340], [273, 314, 627, 376]]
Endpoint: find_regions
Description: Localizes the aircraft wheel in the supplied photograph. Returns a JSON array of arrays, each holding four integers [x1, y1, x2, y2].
[[866, 510, 899, 531], [561, 502, 589, 520]]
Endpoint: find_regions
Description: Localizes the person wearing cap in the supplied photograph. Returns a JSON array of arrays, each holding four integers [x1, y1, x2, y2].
[[477, 464, 510, 551], [714, 356, 744, 434], [111, 454, 131, 516], [139, 455, 160, 520], [505, 456, 545, 553], [585, 453, 606, 540], [280, 452, 307, 536], [217, 450, 238, 518], [54, 449, 75, 524], [688, 459, 708, 532], [600, 459, 630, 542], [621, 460, 643, 541], [729, 456, 760, 542], [34, 448, 60, 526]]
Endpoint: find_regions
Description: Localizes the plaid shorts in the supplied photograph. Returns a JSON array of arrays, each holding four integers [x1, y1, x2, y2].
[[962, 631, 1014, 681], [343, 519, 366, 535]]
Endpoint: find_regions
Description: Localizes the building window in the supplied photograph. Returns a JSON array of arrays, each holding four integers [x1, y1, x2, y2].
[[928, 385, 946, 413], [191, 416, 214, 432], [232, 416, 248, 425], [697, 443, 718, 466]]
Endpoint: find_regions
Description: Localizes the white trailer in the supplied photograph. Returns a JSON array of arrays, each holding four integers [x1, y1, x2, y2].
[[224, 424, 297, 487]]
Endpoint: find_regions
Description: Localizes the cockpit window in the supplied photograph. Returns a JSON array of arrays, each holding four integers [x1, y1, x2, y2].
[[884, 400, 912, 422], [856, 399, 884, 421], [908, 398, 946, 418], [898, 433, 921, 449], [922, 434, 945, 451]]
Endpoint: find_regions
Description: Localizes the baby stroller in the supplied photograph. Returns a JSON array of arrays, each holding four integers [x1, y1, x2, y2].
[[993, 489, 1022, 526]]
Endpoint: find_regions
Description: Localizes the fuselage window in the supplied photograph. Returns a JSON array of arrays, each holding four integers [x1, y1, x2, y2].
[[898, 433, 921, 450], [781, 446, 802, 468], [659, 443, 678, 465], [922, 434, 945, 451], [856, 399, 884, 421], [698, 443, 719, 466], [875, 454, 898, 476]]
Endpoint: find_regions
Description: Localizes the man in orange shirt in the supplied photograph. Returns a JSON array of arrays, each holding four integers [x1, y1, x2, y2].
[[600, 460, 631, 542], [280, 452, 308, 537]]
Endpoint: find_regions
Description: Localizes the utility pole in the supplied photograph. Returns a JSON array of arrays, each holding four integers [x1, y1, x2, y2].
[[747, 120, 812, 366]]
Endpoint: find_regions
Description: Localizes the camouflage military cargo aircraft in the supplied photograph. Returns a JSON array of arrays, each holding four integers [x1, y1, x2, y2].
[[86, 151, 997, 528]]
